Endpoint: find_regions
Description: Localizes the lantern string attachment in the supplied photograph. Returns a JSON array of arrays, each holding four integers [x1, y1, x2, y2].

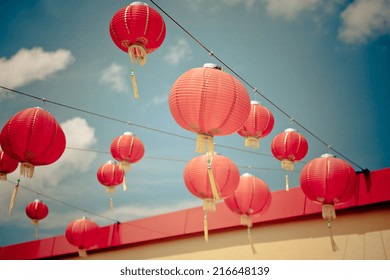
[[8, 178, 20, 213]]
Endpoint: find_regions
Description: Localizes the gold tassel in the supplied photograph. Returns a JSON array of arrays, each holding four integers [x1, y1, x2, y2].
[[203, 198, 216, 212], [78, 249, 88, 258], [285, 173, 289, 191], [195, 134, 214, 154], [0, 174, 6, 181], [203, 211, 208, 242], [247, 226, 257, 255], [119, 161, 131, 172], [328, 219, 339, 252], [240, 215, 253, 228], [110, 197, 114, 211], [127, 44, 147, 99], [123, 174, 127, 191], [20, 162, 34, 178], [8, 179, 20, 213], [131, 70, 139, 99], [207, 158, 221, 201], [245, 137, 260, 149], [281, 160, 294, 172], [322, 204, 338, 251]]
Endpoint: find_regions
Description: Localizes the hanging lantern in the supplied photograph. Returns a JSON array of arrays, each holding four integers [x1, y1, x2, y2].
[[224, 173, 271, 254], [0, 107, 66, 212], [169, 63, 251, 154], [65, 217, 99, 257], [109, 1, 166, 98], [110, 131, 145, 173], [96, 160, 125, 210], [0, 149, 19, 181], [237, 101, 274, 149], [183, 152, 240, 241], [25, 199, 49, 239], [300, 153, 358, 251], [271, 128, 308, 191]]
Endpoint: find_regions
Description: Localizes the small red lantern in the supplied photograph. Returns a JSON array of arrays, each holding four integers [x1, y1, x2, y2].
[[169, 63, 251, 154], [224, 173, 271, 254], [110, 132, 145, 174], [97, 160, 125, 209], [271, 128, 308, 191], [0, 107, 66, 212], [183, 152, 240, 241], [110, 1, 166, 98], [237, 101, 274, 149], [65, 217, 99, 257], [25, 199, 49, 239], [300, 153, 358, 251], [0, 149, 18, 181]]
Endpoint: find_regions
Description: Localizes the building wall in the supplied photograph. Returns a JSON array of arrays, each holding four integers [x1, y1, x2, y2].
[[66, 205, 390, 260]]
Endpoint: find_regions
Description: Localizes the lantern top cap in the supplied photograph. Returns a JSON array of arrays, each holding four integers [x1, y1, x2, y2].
[[123, 132, 134, 136], [105, 160, 115, 164], [130, 2, 148, 6], [250, 100, 260, 105], [203, 63, 223, 70], [321, 153, 335, 158], [285, 128, 297, 133], [242, 172, 254, 177]]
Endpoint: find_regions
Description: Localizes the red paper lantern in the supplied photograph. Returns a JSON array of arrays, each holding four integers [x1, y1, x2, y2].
[[237, 101, 274, 149], [225, 173, 271, 254], [109, 1, 166, 98], [300, 153, 358, 251], [183, 152, 240, 241], [97, 160, 125, 209], [0, 149, 18, 181], [0, 107, 66, 178], [25, 199, 49, 239], [271, 128, 308, 191], [169, 63, 251, 154], [65, 217, 99, 257], [110, 132, 145, 173]]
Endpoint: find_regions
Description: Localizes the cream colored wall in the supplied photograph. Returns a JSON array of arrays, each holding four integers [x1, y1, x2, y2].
[[67, 207, 390, 260]]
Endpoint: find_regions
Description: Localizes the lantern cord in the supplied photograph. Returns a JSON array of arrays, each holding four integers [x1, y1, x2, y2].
[[110, 197, 114, 211], [203, 211, 209, 242], [285, 173, 289, 192], [148, 0, 366, 172], [328, 220, 339, 252], [123, 174, 127, 191], [8, 178, 20, 213]]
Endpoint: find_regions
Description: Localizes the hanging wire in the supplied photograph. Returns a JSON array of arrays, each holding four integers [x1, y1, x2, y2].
[[148, 0, 366, 172]]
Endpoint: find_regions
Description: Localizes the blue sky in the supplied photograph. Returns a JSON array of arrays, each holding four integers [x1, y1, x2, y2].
[[0, 0, 389, 247]]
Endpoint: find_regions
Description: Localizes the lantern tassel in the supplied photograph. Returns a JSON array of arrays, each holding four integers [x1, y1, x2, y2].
[[285, 173, 289, 192], [123, 174, 127, 191], [322, 204, 338, 251], [131, 69, 139, 99], [8, 179, 20, 213], [0, 174, 7, 181], [196, 133, 214, 154], [110, 197, 114, 211], [328, 219, 339, 252], [281, 160, 294, 172], [245, 137, 260, 149], [127, 44, 147, 99], [203, 198, 216, 212], [247, 226, 257, 255], [78, 249, 88, 258], [20, 162, 34, 178], [119, 161, 131, 172], [203, 211, 208, 242], [207, 159, 221, 201]]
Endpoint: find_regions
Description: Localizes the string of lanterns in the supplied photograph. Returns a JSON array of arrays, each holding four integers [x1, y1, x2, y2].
[[0, 1, 364, 257]]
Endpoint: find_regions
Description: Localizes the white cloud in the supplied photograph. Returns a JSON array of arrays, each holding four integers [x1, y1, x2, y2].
[[163, 38, 192, 65], [152, 93, 168, 105], [264, 0, 320, 20], [31, 117, 97, 188], [0, 47, 74, 93], [99, 63, 129, 93], [338, 0, 390, 44]]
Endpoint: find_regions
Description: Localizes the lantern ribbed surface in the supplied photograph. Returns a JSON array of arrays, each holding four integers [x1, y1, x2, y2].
[[300, 154, 358, 205], [271, 128, 308, 163], [110, 132, 145, 167], [96, 161, 124, 187], [0, 150, 18, 180], [237, 101, 274, 148], [169, 65, 251, 138], [65, 217, 99, 252], [0, 107, 66, 166], [109, 2, 166, 54], [25, 200, 49, 221], [183, 153, 240, 199], [224, 173, 271, 216]]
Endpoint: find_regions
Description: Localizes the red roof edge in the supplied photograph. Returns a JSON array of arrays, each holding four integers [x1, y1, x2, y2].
[[1, 167, 389, 260]]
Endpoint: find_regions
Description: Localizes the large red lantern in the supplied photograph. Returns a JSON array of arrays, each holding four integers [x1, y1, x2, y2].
[[0, 149, 18, 181], [237, 101, 274, 149], [271, 128, 308, 191], [183, 152, 240, 241], [65, 217, 99, 257], [169, 63, 251, 154], [110, 132, 145, 174], [109, 1, 166, 98], [224, 173, 271, 254], [97, 160, 125, 209], [25, 199, 49, 239], [300, 153, 358, 251]]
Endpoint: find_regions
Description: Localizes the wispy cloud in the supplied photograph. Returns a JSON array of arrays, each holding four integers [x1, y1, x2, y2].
[[186, 0, 256, 11], [0, 47, 74, 99], [264, 0, 320, 20], [163, 38, 192, 65], [338, 0, 390, 44], [99, 63, 129, 92]]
